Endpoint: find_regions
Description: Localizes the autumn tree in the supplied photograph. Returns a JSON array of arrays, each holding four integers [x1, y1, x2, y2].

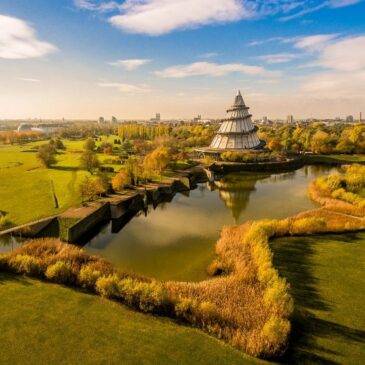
[[143, 146, 171, 179], [79, 176, 104, 202], [112, 169, 131, 191], [37, 144, 57, 168], [125, 156, 142, 185], [96, 171, 111, 192], [103, 146, 113, 155], [80, 150, 100, 174]]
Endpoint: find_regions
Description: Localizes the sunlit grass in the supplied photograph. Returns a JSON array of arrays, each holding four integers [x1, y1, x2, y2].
[[0, 272, 263, 365]]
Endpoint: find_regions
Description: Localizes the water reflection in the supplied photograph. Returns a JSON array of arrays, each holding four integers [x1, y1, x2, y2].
[[209, 173, 269, 222], [0, 166, 338, 280], [82, 166, 337, 281]]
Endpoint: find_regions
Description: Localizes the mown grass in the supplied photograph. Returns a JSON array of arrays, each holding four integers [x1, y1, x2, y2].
[[271, 233, 365, 365], [304, 154, 365, 164], [0, 272, 264, 365], [0, 138, 123, 227]]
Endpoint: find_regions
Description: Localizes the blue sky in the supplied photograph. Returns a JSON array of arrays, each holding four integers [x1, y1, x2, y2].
[[0, 0, 364, 119]]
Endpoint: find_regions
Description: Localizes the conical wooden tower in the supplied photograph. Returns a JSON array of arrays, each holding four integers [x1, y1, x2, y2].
[[210, 91, 262, 150]]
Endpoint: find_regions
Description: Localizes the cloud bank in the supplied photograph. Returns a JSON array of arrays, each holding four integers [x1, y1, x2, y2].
[[0, 14, 57, 59], [74, 0, 363, 36], [155, 61, 276, 78]]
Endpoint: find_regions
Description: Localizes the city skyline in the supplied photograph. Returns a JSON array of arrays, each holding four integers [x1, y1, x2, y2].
[[0, 0, 365, 119]]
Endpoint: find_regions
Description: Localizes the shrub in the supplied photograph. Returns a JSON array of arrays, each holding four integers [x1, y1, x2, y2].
[[290, 217, 326, 235], [198, 301, 218, 323], [96, 275, 120, 298], [261, 316, 290, 348], [119, 278, 167, 312], [174, 297, 198, 322], [0, 214, 11, 229], [264, 279, 294, 316], [45, 261, 74, 283], [78, 265, 101, 289], [8, 255, 42, 276]]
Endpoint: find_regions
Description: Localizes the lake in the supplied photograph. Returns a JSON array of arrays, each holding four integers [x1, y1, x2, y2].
[[82, 165, 337, 281]]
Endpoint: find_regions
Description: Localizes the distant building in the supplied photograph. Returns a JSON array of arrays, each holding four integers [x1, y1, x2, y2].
[[111, 116, 117, 123], [346, 115, 354, 123], [150, 113, 161, 122], [287, 115, 294, 124], [98, 117, 105, 124], [17, 122, 66, 134], [193, 114, 202, 122], [17, 123, 33, 132]]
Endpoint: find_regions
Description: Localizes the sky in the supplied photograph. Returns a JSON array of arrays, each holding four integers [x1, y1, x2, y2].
[[0, 0, 365, 120]]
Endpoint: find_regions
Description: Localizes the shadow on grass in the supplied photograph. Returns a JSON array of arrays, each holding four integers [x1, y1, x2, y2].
[[0, 272, 32, 286], [271, 234, 365, 365], [50, 166, 79, 172]]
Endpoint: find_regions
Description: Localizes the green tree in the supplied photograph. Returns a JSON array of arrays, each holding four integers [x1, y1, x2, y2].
[[37, 144, 57, 168], [84, 137, 96, 151], [80, 150, 100, 174]]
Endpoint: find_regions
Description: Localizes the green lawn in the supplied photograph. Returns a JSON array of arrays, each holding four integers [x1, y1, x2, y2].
[[0, 272, 264, 365], [271, 233, 365, 365], [304, 154, 365, 164], [0, 143, 87, 226], [0, 137, 123, 227]]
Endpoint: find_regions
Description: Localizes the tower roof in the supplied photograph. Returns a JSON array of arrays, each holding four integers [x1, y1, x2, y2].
[[233, 90, 245, 107]]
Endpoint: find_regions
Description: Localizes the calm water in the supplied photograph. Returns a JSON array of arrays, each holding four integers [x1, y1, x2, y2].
[[82, 165, 337, 281]]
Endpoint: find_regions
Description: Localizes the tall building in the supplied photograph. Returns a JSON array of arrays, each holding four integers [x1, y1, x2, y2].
[[156, 113, 161, 122], [209, 91, 264, 150], [287, 115, 294, 124], [111, 116, 117, 123]]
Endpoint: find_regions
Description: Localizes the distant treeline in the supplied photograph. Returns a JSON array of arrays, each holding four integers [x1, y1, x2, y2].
[[259, 123, 365, 154]]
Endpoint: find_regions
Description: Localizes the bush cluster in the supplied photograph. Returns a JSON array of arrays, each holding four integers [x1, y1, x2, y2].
[[310, 165, 365, 216]]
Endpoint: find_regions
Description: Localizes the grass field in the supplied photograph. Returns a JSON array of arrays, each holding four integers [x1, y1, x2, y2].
[[0, 272, 264, 365], [0, 137, 123, 227], [271, 232, 365, 365], [304, 154, 365, 164]]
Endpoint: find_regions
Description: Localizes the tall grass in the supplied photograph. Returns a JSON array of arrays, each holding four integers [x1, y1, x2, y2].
[[309, 164, 365, 217]]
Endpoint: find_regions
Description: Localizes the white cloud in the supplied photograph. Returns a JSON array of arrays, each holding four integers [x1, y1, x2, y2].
[[257, 53, 299, 64], [299, 35, 365, 98], [109, 59, 151, 70], [198, 52, 219, 59], [0, 14, 57, 59], [300, 70, 365, 97], [109, 0, 250, 36], [75, 0, 363, 36], [316, 35, 365, 71], [294, 34, 339, 51], [16, 78, 40, 82], [155, 62, 277, 78], [98, 82, 150, 93], [74, 0, 120, 12], [329, 0, 362, 8]]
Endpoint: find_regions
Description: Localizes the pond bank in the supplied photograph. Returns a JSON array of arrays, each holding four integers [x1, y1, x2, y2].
[[0, 169, 204, 244]]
